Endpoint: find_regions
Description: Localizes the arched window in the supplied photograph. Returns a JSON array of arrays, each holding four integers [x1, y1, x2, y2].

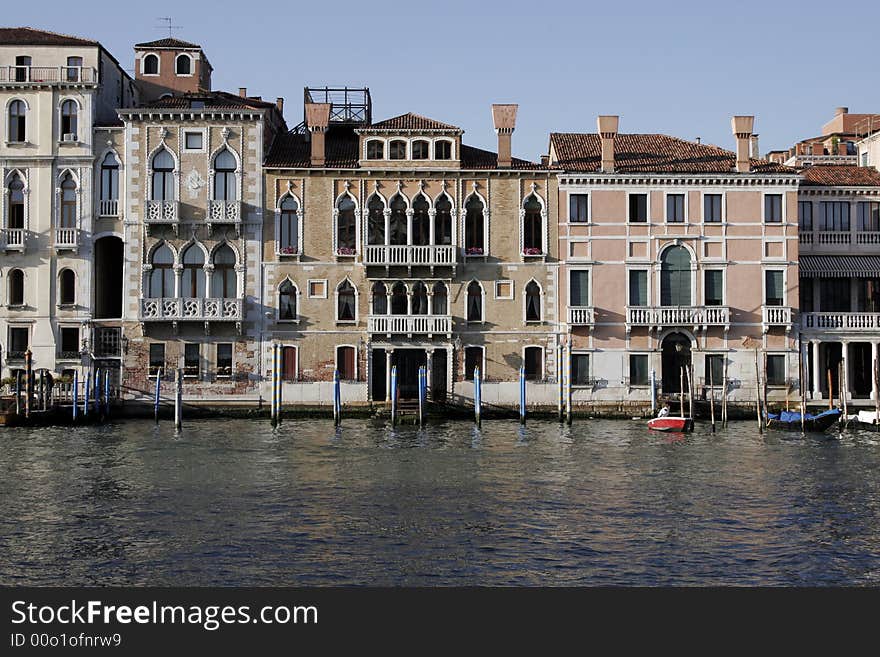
[[181, 244, 206, 298], [371, 282, 387, 315], [278, 280, 297, 321], [100, 153, 119, 212], [7, 173, 25, 228], [391, 282, 407, 315], [467, 281, 483, 322], [389, 194, 407, 246], [336, 195, 356, 253], [337, 280, 356, 321], [211, 245, 237, 298], [523, 194, 543, 254], [9, 269, 24, 306], [434, 140, 452, 160], [389, 140, 407, 160], [213, 148, 237, 201], [525, 280, 542, 322], [59, 173, 76, 228], [8, 100, 26, 142], [149, 245, 174, 298], [59, 269, 75, 306], [412, 282, 428, 315], [366, 140, 384, 160], [279, 196, 299, 253], [175, 54, 192, 75], [151, 149, 175, 201], [465, 195, 485, 255], [412, 193, 429, 246], [412, 140, 429, 159], [435, 194, 452, 246], [660, 246, 692, 306], [143, 53, 159, 74], [432, 282, 448, 315], [367, 194, 386, 245], [60, 100, 78, 138]]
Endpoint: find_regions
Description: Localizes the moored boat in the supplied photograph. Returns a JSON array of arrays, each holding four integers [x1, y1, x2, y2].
[[647, 416, 694, 432], [765, 408, 841, 432]]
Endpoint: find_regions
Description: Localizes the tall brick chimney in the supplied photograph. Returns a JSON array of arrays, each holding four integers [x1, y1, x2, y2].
[[731, 115, 755, 173], [597, 115, 619, 173], [305, 103, 331, 167], [491, 104, 518, 168], [276, 97, 284, 115]]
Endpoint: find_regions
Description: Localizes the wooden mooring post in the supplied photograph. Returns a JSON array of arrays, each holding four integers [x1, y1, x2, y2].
[[709, 361, 716, 433]]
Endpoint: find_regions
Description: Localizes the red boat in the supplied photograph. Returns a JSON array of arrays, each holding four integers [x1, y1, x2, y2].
[[647, 416, 694, 432]]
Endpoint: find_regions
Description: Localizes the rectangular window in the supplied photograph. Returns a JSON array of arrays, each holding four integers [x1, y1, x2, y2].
[[819, 201, 850, 231], [337, 346, 356, 381], [571, 354, 591, 386], [184, 131, 203, 150], [629, 270, 648, 306], [705, 354, 724, 387], [704, 194, 722, 223], [766, 355, 786, 386], [799, 278, 814, 313], [765, 194, 783, 223], [59, 327, 79, 355], [494, 280, 513, 300], [629, 194, 648, 223], [765, 270, 784, 306], [9, 327, 29, 355], [149, 343, 165, 377], [629, 354, 648, 386], [464, 347, 483, 381], [798, 201, 813, 231], [217, 343, 233, 377], [569, 194, 589, 223], [858, 279, 880, 312], [569, 270, 589, 307], [857, 202, 880, 231], [704, 270, 723, 306], [308, 280, 327, 299], [184, 343, 200, 378], [819, 278, 850, 312], [666, 194, 685, 223]]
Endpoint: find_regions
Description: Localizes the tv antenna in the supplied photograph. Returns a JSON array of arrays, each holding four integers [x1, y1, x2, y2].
[[156, 17, 183, 38]]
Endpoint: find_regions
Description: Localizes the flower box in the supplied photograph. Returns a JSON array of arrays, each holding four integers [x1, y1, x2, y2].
[[522, 247, 544, 256], [466, 247, 484, 256], [278, 246, 299, 256], [336, 247, 356, 256]]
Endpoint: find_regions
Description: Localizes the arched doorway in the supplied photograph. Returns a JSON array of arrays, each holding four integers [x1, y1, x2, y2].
[[661, 332, 691, 393], [660, 245, 691, 306]]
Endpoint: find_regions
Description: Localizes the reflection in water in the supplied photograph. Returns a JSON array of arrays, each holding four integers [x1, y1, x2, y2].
[[2, 419, 880, 586]]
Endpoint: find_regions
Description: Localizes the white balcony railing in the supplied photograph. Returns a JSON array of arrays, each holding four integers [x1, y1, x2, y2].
[[99, 200, 118, 216], [368, 314, 452, 335], [144, 200, 179, 224], [207, 200, 241, 224], [1, 228, 25, 250], [762, 305, 793, 328], [817, 231, 851, 246], [365, 244, 456, 267], [54, 227, 78, 249], [0, 66, 98, 84], [801, 312, 880, 333], [139, 297, 243, 321], [567, 306, 596, 326], [627, 306, 730, 328], [856, 232, 880, 245]]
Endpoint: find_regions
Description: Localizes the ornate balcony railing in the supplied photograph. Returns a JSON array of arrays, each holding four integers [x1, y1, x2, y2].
[[0, 66, 97, 84], [626, 306, 730, 329], [368, 314, 452, 336], [139, 297, 243, 321], [801, 312, 880, 332], [567, 306, 595, 326], [1, 228, 25, 250], [365, 244, 455, 267], [144, 200, 179, 225], [54, 227, 78, 249], [207, 200, 241, 224]]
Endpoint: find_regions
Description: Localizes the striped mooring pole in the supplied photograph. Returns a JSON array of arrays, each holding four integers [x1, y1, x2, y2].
[[333, 369, 341, 426], [154, 367, 162, 424], [474, 366, 482, 427], [390, 366, 398, 426], [418, 366, 426, 427], [519, 365, 526, 425], [83, 370, 90, 418], [72, 371, 79, 423]]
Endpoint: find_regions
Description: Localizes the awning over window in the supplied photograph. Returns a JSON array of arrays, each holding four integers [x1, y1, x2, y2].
[[799, 255, 880, 278]]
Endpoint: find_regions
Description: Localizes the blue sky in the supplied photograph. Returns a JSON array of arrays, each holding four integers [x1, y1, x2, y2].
[[8, 0, 880, 161]]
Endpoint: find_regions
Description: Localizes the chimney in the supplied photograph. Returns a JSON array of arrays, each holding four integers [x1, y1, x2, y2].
[[835, 106, 849, 116], [239, 87, 247, 98], [597, 115, 619, 173], [540, 154, 549, 167], [275, 97, 284, 115], [491, 104, 518, 168], [305, 102, 331, 167], [731, 115, 755, 173], [750, 134, 760, 159]]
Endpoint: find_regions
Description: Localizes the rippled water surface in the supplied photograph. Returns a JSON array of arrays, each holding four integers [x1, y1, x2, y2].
[[2, 417, 880, 586]]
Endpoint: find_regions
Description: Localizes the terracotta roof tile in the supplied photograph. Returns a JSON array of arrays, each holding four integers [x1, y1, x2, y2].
[[368, 113, 460, 131], [134, 37, 201, 49], [800, 164, 880, 186], [138, 91, 276, 111], [0, 27, 98, 47], [460, 144, 542, 170], [550, 133, 793, 174]]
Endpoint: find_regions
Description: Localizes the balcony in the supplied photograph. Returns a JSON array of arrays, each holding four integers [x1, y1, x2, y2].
[[365, 244, 456, 269], [762, 306, 794, 332], [368, 314, 452, 337], [801, 312, 880, 334], [139, 297, 243, 322], [567, 306, 596, 326], [54, 228, 78, 250], [207, 200, 241, 230], [1, 228, 25, 251], [626, 306, 730, 331], [0, 66, 98, 86], [99, 200, 118, 217], [144, 200, 179, 229], [800, 229, 880, 253]]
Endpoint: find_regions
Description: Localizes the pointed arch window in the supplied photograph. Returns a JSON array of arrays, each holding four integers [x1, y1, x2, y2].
[[213, 148, 237, 201], [149, 245, 174, 298], [371, 282, 387, 315], [9, 269, 25, 306], [367, 194, 386, 245], [389, 194, 407, 246], [59, 269, 76, 306], [432, 282, 448, 315], [278, 280, 297, 321], [60, 100, 78, 139], [336, 195, 356, 253], [8, 100, 26, 142], [412, 282, 428, 315], [523, 195, 543, 254], [100, 153, 119, 214], [59, 173, 76, 228], [434, 195, 452, 246], [525, 281, 542, 322], [660, 246, 692, 306], [412, 193, 430, 246], [211, 245, 237, 298], [391, 282, 407, 315], [467, 281, 483, 322], [7, 174, 25, 229], [279, 196, 299, 253], [337, 280, 356, 322], [151, 149, 175, 201], [181, 245, 206, 298], [465, 195, 485, 255]]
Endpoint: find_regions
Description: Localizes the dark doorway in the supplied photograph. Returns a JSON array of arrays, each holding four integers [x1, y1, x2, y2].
[[661, 332, 691, 393], [823, 343, 842, 398], [393, 349, 426, 399], [94, 236, 123, 318], [371, 348, 386, 401], [431, 350, 447, 403], [850, 343, 871, 398]]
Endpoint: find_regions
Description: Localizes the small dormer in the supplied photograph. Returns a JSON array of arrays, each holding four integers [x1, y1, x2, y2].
[[355, 113, 463, 169], [134, 37, 212, 102]]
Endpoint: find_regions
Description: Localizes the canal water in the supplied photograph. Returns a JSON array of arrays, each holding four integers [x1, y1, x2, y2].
[[2, 418, 880, 586]]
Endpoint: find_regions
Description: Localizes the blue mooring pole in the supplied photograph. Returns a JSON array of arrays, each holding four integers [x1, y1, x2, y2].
[[565, 346, 573, 426], [333, 369, 341, 426], [390, 365, 398, 426], [174, 367, 183, 431], [519, 365, 526, 425], [154, 367, 161, 424], [474, 367, 482, 427], [104, 369, 110, 419], [83, 370, 90, 418], [72, 371, 78, 423], [418, 366, 426, 427]]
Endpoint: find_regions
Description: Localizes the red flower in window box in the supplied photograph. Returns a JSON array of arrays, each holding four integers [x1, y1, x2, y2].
[[466, 247, 484, 256], [279, 246, 298, 255], [523, 247, 543, 256], [336, 247, 356, 256]]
